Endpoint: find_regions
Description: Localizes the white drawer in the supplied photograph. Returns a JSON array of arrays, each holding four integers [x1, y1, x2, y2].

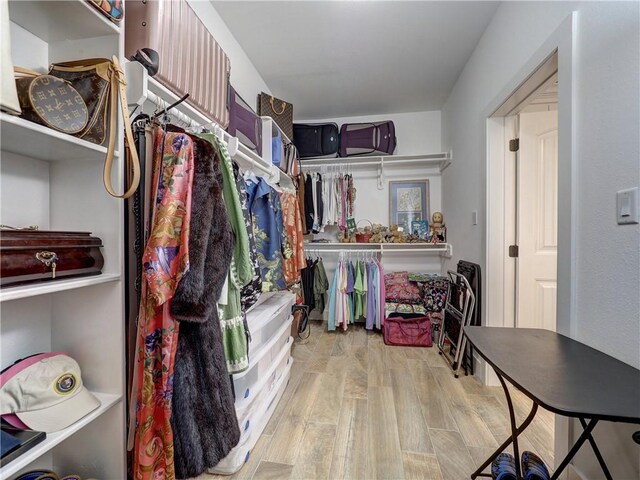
[[233, 315, 293, 403], [210, 358, 292, 475], [246, 291, 295, 353]]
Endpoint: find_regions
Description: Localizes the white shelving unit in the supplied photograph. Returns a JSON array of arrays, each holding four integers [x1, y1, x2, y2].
[[1, 2, 125, 478], [299, 152, 451, 171], [0, 393, 121, 479], [304, 242, 453, 257], [0, 113, 120, 162], [125, 61, 282, 184]]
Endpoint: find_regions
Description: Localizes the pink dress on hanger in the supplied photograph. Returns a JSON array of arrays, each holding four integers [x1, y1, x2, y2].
[[131, 128, 195, 480]]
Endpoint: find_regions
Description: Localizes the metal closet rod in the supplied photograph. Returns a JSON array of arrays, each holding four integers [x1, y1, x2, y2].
[[145, 91, 275, 178]]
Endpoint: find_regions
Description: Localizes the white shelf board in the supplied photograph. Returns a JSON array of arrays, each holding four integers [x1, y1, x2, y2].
[[8, 0, 119, 42], [0, 273, 121, 303], [0, 113, 119, 162], [304, 242, 451, 254], [0, 392, 121, 478], [299, 153, 451, 172]]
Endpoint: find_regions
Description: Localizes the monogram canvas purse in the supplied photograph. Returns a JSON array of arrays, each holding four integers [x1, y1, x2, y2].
[[49, 57, 140, 199], [257, 92, 293, 140], [14, 69, 89, 135]]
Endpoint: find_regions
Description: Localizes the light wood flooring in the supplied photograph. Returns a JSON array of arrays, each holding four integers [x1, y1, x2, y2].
[[200, 321, 555, 480]]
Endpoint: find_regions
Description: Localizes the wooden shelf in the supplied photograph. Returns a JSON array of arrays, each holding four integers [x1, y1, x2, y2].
[[0, 113, 118, 162], [0, 392, 121, 478], [0, 273, 120, 303], [299, 153, 451, 172], [8, 0, 119, 42]]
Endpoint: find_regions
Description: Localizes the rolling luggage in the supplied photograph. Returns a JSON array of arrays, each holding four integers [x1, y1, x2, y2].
[[228, 86, 262, 156], [293, 123, 339, 158], [125, 0, 231, 127], [0, 230, 104, 287], [339, 121, 396, 157]]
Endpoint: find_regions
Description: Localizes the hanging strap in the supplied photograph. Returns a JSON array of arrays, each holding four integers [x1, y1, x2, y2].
[[103, 55, 140, 199], [13, 66, 41, 77], [269, 95, 287, 115]]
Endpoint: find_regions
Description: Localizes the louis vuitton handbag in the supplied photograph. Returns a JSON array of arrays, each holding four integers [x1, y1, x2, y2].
[[257, 92, 294, 140], [20, 56, 139, 199], [14, 69, 89, 134]]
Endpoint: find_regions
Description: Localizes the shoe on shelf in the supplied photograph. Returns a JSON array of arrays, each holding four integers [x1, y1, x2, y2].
[[492, 452, 517, 480], [522, 450, 551, 480]]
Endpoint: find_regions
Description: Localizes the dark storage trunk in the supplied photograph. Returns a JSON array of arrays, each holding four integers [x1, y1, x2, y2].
[[0, 230, 104, 287]]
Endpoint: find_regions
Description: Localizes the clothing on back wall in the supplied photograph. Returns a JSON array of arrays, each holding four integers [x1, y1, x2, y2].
[[299, 170, 356, 233], [327, 257, 384, 331]]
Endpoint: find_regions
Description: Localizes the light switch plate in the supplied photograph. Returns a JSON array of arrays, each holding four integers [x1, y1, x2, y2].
[[617, 187, 639, 224]]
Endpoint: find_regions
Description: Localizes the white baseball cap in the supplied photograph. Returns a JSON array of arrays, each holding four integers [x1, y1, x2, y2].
[[0, 353, 101, 433]]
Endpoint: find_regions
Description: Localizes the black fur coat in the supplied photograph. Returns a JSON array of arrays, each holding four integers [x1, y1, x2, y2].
[[170, 133, 240, 479]]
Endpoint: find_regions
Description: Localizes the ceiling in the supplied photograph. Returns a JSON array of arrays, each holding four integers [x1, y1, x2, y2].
[[212, 1, 500, 119]]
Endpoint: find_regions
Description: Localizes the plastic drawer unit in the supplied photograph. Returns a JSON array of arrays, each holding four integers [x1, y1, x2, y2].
[[235, 353, 292, 444], [210, 359, 293, 475], [246, 291, 295, 353], [234, 335, 292, 411], [232, 314, 293, 405]]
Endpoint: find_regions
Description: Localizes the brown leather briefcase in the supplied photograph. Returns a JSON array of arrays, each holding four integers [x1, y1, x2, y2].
[[0, 230, 104, 287]]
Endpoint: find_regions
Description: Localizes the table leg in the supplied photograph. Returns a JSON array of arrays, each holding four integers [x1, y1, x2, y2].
[[470, 373, 538, 479], [550, 419, 608, 480], [578, 418, 612, 479]]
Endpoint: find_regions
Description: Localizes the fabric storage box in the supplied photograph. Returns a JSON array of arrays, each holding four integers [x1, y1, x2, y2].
[[0, 230, 104, 287], [246, 291, 295, 353], [210, 359, 292, 475], [232, 316, 293, 401], [235, 336, 292, 411]]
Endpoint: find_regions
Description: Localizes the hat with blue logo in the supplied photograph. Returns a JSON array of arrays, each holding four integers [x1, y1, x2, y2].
[[0, 353, 100, 433]]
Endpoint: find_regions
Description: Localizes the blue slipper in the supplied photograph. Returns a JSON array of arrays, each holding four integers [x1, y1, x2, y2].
[[522, 451, 551, 480], [492, 452, 517, 480]]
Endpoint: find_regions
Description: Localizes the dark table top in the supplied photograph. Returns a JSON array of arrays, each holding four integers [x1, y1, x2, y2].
[[464, 327, 640, 423]]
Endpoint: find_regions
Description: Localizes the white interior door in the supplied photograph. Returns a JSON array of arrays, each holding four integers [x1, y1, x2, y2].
[[517, 110, 558, 331]]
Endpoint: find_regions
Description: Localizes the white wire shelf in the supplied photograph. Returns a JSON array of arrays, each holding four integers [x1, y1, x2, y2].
[[299, 152, 451, 172], [304, 242, 452, 256], [125, 62, 282, 184]]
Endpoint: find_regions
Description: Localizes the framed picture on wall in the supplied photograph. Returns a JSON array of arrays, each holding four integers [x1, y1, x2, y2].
[[389, 180, 430, 232]]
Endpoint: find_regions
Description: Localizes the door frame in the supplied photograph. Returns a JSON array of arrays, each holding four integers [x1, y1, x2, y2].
[[483, 12, 577, 469], [484, 11, 576, 361]]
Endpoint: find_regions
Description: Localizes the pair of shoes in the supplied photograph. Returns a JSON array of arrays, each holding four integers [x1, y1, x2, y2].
[[491, 452, 517, 480], [522, 451, 551, 480]]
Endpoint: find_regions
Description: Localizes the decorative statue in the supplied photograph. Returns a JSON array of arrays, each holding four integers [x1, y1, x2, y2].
[[429, 211, 446, 243]]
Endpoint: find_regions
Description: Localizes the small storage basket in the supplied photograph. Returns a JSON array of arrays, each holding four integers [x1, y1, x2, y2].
[[355, 219, 373, 243]]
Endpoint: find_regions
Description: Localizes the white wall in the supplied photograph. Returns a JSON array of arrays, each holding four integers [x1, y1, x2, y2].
[[299, 111, 446, 320], [299, 111, 443, 227], [187, 0, 270, 104], [441, 2, 639, 478]]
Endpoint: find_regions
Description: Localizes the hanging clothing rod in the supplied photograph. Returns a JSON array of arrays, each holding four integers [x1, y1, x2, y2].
[[144, 88, 277, 181], [304, 249, 381, 254]]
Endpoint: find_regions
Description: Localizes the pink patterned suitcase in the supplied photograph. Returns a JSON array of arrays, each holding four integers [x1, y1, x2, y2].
[[125, 0, 230, 127]]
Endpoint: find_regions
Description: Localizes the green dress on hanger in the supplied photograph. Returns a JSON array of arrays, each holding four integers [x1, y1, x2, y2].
[[198, 132, 253, 374]]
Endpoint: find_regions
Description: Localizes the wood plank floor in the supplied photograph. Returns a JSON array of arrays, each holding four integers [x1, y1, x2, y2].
[[195, 321, 555, 480]]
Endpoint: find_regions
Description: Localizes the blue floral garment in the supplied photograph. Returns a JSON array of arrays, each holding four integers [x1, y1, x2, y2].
[[245, 176, 287, 291]]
